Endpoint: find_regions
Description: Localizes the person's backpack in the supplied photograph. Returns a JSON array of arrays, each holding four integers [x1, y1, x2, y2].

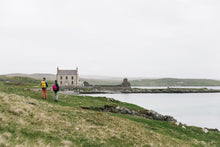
[[41, 81, 46, 88], [52, 84, 57, 91]]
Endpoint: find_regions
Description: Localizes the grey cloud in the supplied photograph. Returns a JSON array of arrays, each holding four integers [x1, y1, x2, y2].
[[0, 0, 220, 78]]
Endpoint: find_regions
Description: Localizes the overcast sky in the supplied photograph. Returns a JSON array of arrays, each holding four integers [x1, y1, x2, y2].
[[0, 0, 220, 79]]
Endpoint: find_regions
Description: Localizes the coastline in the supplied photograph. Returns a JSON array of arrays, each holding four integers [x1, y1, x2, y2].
[[77, 87, 220, 94]]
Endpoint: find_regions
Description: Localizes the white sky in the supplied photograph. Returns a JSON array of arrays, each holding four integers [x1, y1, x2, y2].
[[0, 0, 220, 79]]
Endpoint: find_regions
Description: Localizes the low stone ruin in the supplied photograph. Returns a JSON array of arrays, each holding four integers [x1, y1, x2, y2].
[[82, 78, 131, 91], [81, 105, 177, 122]]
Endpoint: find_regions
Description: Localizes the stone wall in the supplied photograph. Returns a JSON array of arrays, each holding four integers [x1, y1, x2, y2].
[[81, 78, 131, 91]]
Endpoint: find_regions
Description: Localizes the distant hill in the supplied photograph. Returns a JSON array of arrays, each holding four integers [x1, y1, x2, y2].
[[3, 73, 123, 85], [130, 78, 220, 86], [3, 73, 220, 86], [4, 73, 56, 81]]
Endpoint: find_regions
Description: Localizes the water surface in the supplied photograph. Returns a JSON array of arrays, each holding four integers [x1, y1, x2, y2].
[[83, 92, 220, 129]]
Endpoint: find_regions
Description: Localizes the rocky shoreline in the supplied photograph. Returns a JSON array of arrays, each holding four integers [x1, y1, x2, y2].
[[81, 105, 177, 122], [78, 87, 220, 94], [122, 88, 220, 93], [81, 104, 220, 133], [29, 87, 220, 94]]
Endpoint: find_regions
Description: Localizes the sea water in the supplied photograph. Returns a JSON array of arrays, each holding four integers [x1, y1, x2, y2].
[[83, 89, 220, 130]]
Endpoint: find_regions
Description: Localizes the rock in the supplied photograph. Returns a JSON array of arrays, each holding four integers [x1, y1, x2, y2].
[[121, 109, 126, 114], [202, 128, 208, 133], [164, 115, 177, 122], [144, 110, 177, 122], [28, 102, 37, 106], [126, 109, 132, 114], [138, 110, 149, 115], [148, 110, 164, 120], [116, 106, 121, 110], [131, 110, 140, 116], [81, 105, 177, 123], [81, 107, 90, 110], [108, 98, 115, 102], [206, 128, 219, 132], [146, 115, 153, 119], [175, 122, 180, 126], [104, 105, 115, 109], [119, 107, 131, 114]]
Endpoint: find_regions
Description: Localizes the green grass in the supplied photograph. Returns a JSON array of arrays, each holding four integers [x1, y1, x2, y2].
[[111, 113, 220, 144], [0, 83, 142, 111], [0, 76, 220, 146]]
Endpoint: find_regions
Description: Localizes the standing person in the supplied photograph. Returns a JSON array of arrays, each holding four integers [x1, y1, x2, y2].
[[52, 80, 59, 102], [41, 77, 48, 100]]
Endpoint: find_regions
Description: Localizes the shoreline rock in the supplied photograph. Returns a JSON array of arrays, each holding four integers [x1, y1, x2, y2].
[[81, 105, 177, 122], [81, 105, 220, 132], [121, 88, 220, 93], [78, 88, 220, 94], [30, 87, 220, 94]]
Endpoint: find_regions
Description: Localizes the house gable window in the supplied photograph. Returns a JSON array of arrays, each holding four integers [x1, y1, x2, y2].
[[66, 76, 68, 80], [60, 76, 62, 80], [72, 76, 74, 80]]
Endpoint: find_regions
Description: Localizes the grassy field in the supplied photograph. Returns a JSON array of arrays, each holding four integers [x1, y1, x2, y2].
[[0, 76, 220, 146]]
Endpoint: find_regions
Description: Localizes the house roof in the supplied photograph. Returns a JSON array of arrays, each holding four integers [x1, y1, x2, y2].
[[58, 70, 77, 75]]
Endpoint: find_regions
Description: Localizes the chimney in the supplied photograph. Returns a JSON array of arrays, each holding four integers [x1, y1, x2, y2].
[[57, 66, 59, 74]]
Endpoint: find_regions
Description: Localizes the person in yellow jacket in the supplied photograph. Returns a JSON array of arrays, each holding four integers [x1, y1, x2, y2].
[[41, 77, 48, 100]]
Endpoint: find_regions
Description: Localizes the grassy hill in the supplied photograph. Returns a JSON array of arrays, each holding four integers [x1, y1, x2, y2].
[[4, 73, 56, 81], [84, 78, 220, 86], [0, 76, 219, 146], [3, 73, 220, 86]]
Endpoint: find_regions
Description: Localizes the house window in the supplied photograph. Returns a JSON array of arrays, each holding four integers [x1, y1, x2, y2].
[[60, 76, 62, 80], [72, 81, 74, 85], [66, 76, 68, 80], [72, 76, 74, 80], [60, 81, 62, 85]]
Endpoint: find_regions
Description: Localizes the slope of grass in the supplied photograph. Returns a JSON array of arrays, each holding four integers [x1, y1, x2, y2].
[[0, 76, 220, 146]]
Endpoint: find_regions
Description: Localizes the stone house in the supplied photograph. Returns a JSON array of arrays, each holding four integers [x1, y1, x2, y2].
[[56, 67, 79, 88]]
